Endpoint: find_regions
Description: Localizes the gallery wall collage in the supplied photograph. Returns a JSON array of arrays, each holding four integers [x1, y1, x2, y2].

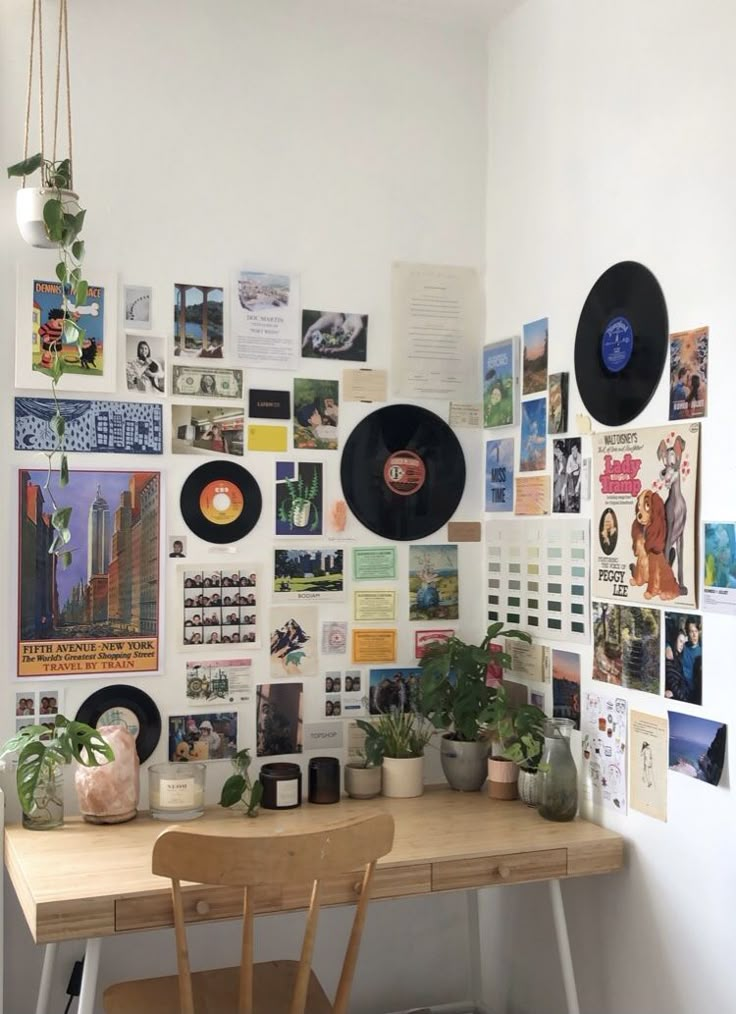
[[14, 262, 481, 776], [484, 261, 726, 821]]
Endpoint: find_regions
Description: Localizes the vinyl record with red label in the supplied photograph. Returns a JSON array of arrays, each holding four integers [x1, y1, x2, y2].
[[574, 260, 668, 426], [340, 405, 466, 540], [180, 461, 262, 544]]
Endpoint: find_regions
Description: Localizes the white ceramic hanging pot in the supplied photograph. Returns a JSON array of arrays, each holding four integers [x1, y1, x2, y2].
[[381, 756, 424, 798], [16, 186, 79, 248]]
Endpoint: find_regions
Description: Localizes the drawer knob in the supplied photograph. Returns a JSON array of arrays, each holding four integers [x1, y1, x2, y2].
[[195, 900, 211, 916], [497, 865, 510, 880]]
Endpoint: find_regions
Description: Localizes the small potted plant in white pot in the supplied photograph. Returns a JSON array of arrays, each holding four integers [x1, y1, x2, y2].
[[356, 710, 432, 799], [8, 153, 81, 249], [486, 686, 546, 801], [419, 622, 532, 792]]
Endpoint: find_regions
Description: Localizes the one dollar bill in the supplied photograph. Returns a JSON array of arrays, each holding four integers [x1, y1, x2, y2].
[[172, 365, 243, 399]]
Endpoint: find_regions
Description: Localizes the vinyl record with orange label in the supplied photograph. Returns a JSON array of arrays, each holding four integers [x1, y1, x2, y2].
[[180, 461, 262, 543], [340, 405, 466, 540]]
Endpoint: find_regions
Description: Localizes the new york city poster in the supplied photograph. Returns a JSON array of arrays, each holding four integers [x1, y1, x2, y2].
[[18, 469, 161, 677]]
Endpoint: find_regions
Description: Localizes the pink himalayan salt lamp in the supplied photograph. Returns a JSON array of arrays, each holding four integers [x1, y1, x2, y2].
[[74, 724, 139, 824]]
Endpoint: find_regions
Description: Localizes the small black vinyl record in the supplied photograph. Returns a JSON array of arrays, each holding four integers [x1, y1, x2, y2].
[[574, 261, 668, 426], [75, 685, 161, 763], [180, 460, 262, 544], [340, 405, 466, 541]]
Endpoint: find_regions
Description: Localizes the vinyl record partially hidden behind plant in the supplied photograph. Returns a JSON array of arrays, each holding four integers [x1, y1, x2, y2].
[[419, 623, 531, 743], [8, 153, 88, 567]]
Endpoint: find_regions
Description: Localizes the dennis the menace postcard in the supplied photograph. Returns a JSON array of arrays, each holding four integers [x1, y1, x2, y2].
[[592, 423, 699, 609]]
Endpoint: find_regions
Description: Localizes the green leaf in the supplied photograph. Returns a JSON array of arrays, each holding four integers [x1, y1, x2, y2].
[[231, 748, 253, 777], [50, 412, 65, 438], [7, 152, 44, 177], [59, 454, 69, 486], [43, 198, 63, 232], [74, 209, 86, 233], [246, 779, 263, 817], [75, 280, 88, 306], [65, 721, 114, 766], [71, 240, 85, 261], [16, 742, 49, 814], [63, 318, 79, 340], [55, 262, 68, 284], [53, 158, 72, 188], [59, 551, 73, 569], [51, 355, 64, 383], [220, 774, 246, 808], [52, 507, 72, 530]]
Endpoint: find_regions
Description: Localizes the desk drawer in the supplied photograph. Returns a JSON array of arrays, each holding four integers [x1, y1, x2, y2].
[[115, 865, 431, 932], [432, 848, 567, 891]]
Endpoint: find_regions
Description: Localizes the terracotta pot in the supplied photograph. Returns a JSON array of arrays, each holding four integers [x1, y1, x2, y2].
[[487, 757, 519, 800], [16, 187, 79, 248], [344, 764, 382, 799], [382, 756, 424, 798]]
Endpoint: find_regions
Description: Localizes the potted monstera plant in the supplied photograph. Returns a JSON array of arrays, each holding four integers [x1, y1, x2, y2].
[[419, 623, 531, 791], [0, 716, 113, 830]]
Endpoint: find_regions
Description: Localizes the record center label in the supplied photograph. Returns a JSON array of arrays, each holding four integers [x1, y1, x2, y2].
[[383, 451, 426, 496], [199, 480, 245, 525], [600, 315, 634, 373]]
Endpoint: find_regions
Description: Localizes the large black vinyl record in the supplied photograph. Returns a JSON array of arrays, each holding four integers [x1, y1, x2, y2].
[[75, 685, 161, 763], [574, 261, 668, 426], [180, 460, 262, 544], [340, 405, 466, 540]]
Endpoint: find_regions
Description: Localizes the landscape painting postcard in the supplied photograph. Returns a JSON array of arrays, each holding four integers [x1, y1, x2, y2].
[[522, 316, 548, 395], [18, 469, 161, 677], [668, 711, 726, 786], [173, 282, 224, 359], [273, 547, 344, 602], [15, 397, 163, 455], [592, 602, 661, 695], [408, 544, 459, 621]]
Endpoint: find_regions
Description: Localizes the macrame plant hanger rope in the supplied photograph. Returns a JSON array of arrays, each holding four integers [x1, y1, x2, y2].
[[22, 0, 74, 188]]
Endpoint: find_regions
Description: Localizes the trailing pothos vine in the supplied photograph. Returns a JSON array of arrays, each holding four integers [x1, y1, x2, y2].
[[8, 152, 88, 568]]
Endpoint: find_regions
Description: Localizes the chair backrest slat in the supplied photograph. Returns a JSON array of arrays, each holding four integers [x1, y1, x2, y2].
[[156, 813, 395, 1014]]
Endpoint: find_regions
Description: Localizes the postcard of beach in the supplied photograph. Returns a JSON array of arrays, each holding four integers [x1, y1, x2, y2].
[[668, 711, 726, 786]]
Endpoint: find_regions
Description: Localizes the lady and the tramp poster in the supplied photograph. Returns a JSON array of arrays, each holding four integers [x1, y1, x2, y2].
[[18, 469, 161, 677]]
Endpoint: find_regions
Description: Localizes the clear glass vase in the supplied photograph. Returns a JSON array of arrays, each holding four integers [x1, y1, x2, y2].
[[538, 718, 578, 822], [22, 765, 64, 830]]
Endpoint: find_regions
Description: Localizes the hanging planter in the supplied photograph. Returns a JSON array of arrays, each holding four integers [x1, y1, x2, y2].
[[7, 0, 89, 568]]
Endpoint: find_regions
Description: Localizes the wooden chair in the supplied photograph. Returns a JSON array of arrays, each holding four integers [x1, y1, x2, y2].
[[104, 813, 395, 1014]]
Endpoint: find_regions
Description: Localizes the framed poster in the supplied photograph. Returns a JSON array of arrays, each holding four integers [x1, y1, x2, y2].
[[17, 468, 162, 677], [16, 266, 117, 392]]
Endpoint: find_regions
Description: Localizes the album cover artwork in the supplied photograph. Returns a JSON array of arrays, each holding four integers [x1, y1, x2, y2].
[[592, 423, 699, 608], [669, 326, 707, 420], [664, 612, 702, 705], [520, 397, 547, 472], [552, 438, 582, 514], [483, 338, 517, 427], [485, 438, 514, 513]]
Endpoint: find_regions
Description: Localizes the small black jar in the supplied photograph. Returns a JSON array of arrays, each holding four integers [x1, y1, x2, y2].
[[308, 756, 341, 804], [260, 762, 302, 809]]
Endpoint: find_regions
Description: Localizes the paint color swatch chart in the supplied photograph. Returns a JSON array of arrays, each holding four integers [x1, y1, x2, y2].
[[485, 518, 590, 644]]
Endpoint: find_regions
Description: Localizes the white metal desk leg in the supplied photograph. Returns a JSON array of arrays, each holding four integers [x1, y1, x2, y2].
[[549, 879, 580, 1014], [77, 938, 102, 1014], [465, 888, 482, 1003], [35, 942, 58, 1014]]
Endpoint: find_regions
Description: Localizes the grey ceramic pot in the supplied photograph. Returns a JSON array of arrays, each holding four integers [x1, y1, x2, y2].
[[344, 764, 382, 799], [440, 735, 489, 791]]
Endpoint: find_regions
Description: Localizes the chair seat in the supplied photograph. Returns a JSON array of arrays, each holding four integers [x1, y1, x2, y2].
[[103, 959, 333, 1014]]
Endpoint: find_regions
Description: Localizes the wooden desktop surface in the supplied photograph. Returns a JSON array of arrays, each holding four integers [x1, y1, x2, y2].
[[5, 787, 624, 944]]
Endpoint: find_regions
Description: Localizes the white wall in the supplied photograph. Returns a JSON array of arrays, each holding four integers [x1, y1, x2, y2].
[[483, 1, 736, 1012], [0, 1, 489, 1011]]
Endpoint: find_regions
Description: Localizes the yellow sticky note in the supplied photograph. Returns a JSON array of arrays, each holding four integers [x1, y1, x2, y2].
[[247, 425, 288, 452]]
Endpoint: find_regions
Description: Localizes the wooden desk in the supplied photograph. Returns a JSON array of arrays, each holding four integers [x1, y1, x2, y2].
[[5, 788, 624, 1014]]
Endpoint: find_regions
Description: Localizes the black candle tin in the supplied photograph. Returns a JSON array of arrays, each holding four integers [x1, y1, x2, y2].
[[308, 756, 341, 804], [260, 762, 302, 809]]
